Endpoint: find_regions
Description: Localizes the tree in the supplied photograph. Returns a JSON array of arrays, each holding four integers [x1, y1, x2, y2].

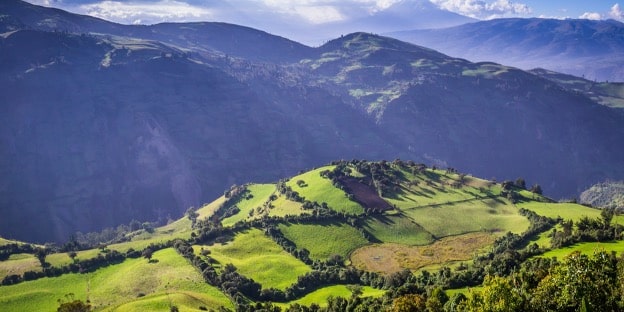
[[68, 251, 78, 262], [57, 293, 91, 312], [142, 248, 154, 262], [186, 207, 199, 228], [600, 207, 614, 229], [530, 184, 543, 195], [464, 275, 524, 312], [390, 294, 426, 312], [514, 178, 526, 189], [34, 247, 48, 267]]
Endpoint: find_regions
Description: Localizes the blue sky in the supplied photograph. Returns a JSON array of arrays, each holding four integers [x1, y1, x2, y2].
[[25, 0, 624, 45], [27, 0, 624, 24]]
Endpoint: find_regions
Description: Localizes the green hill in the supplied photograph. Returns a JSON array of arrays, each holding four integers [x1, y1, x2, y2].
[[1, 160, 623, 311]]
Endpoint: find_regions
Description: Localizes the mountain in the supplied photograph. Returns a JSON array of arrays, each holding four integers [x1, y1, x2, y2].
[[301, 0, 475, 45], [1, 160, 622, 311], [529, 68, 624, 111], [580, 181, 624, 209], [388, 18, 624, 82], [1, 1, 624, 242]]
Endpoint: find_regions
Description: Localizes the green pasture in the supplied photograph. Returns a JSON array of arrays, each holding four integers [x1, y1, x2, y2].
[[516, 202, 623, 223], [402, 198, 529, 238], [205, 229, 311, 290], [384, 170, 500, 210], [275, 285, 385, 308], [268, 195, 307, 218], [0, 248, 232, 312], [538, 241, 624, 259], [0, 253, 41, 278], [278, 222, 369, 261], [196, 196, 227, 220], [221, 184, 276, 226], [286, 166, 364, 214], [362, 214, 434, 245]]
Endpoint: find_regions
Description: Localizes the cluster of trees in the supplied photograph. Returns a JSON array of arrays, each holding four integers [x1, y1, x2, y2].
[[460, 250, 624, 311], [277, 180, 304, 202], [325, 160, 405, 197], [550, 208, 622, 248]]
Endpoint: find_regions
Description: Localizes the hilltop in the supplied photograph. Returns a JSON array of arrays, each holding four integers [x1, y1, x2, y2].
[[1, 160, 623, 311], [1, 1, 624, 243]]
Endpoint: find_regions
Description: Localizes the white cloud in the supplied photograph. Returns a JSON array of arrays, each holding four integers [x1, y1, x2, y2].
[[609, 3, 624, 20], [79, 0, 213, 24], [579, 12, 602, 20], [429, 0, 532, 19]]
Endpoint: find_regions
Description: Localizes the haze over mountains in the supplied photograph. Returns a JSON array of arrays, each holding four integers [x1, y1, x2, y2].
[[389, 18, 624, 82], [1, 0, 624, 242]]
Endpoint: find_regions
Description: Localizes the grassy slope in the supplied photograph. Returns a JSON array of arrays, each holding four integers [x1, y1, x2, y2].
[[517, 202, 624, 226], [268, 195, 307, 218], [362, 214, 434, 245], [222, 184, 276, 226], [539, 241, 624, 259], [275, 285, 385, 308], [278, 222, 369, 260], [205, 228, 311, 290], [0, 254, 41, 278], [376, 169, 529, 237], [196, 195, 227, 220], [401, 198, 529, 237], [0, 248, 233, 312], [286, 166, 363, 214]]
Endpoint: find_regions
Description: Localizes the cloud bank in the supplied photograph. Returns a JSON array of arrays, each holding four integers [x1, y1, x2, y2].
[[429, 0, 531, 19]]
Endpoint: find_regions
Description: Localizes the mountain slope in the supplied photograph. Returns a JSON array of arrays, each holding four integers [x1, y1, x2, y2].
[[0, 0, 314, 63], [1, 3, 624, 242], [2, 160, 622, 310], [389, 18, 624, 82], [305, 33, 624, 196]]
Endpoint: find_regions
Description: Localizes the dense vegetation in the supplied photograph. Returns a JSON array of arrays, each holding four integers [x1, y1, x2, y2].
[[1, 160, 623, 311]]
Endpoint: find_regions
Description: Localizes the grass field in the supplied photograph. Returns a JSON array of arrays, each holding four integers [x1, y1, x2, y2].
[[362, 214, 434, 245], [517, 202, 624, 225], [0, 248, 233, 312], [0, 253, 41, 278], [351, 232, 495, 274], [222, 184, 276, 226], [383, 169, 500, 210], [401, 198, 529, 238], [538, 241, 624, 259], [286, 166, 364, 214], [268, 195, 307, 218], [275, 285, 385, 308], [278, 222, 369, 261], [205, 229, 311, 290], [196, 196, 227, 220], [517, 202, 601, 222]]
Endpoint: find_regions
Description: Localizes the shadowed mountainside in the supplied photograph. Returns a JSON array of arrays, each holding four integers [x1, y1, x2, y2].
[[1, 1, 624, 242]]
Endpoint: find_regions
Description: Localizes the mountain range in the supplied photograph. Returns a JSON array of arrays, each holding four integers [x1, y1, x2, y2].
[[389, 18, 624, 82], [1, 0, 624, 242]]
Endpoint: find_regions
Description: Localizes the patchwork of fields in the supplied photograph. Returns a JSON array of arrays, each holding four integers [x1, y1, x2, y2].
[[1, 161, 623, 310]]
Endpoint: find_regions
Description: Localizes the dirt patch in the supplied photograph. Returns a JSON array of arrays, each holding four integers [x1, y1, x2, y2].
[[350, 232, 495, 274], [338, 177, 392, 212]]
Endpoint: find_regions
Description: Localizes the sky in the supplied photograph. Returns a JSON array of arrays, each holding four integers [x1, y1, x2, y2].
[[25, 0, 624, 44]]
